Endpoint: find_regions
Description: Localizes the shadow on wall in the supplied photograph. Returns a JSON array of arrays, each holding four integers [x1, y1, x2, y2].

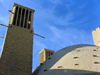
[[33, 68, 100, 75], [32, 44, 100, 75]]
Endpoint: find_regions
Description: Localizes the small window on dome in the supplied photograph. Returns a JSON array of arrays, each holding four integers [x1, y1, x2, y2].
[[75, 64, 79, 65], [93, 49, 96, 51], [94, 62, 99, 64], [76, 50, 80, 52], [48, 57, 51, 59], [93, 55, 97, 57], [58, 66, 62, 68], [40, 63, 42, 65], [44, 69, 47, 72], [73, 57, 78, 59]]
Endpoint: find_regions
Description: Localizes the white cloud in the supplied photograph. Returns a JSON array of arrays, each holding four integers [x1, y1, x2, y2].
[[34, 1, 88, 27], [35, 7, 74, 26], [48, 25, 61, 38], [30, 1, 75, 26], [47, 25, 93, 48]]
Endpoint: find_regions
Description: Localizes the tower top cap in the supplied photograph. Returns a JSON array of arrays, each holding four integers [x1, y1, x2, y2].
[[13, 3, 35, 12]]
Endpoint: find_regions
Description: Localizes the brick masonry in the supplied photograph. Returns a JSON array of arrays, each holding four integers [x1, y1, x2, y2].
[[0, 25, 33, 75]]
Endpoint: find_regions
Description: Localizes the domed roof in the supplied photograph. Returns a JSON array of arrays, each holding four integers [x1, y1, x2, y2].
[[33, 44, 100, 75]]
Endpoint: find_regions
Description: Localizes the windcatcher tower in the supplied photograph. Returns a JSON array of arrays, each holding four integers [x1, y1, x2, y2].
[[39, 48, 55, 65], [92, 27, 100, 46], [0, 3, 35, 75]]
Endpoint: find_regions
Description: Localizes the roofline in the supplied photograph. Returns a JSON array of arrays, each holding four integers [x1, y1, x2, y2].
[[39, 48, 55, 54], [92, 26, 100, 32]]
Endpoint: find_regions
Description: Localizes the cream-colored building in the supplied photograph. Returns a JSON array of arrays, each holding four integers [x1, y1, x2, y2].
[[39, 48, 55, 65], [0, 3, 35, 75], [92, 27, 100, 46], [33, 44, 100, 75]]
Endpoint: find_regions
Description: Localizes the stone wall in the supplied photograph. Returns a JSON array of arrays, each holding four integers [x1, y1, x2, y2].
[[0, 25, 33, 75]]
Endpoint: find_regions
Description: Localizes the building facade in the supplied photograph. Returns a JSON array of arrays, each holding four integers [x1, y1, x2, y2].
[[0, 3, 35, 75], [39, 48, 55, 65], [33, 44, 100, 75]]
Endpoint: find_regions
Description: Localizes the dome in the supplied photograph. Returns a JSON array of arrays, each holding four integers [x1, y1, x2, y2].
[[33, 44, 100, 75]]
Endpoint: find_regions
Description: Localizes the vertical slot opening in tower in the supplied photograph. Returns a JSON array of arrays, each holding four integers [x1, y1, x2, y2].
[[12, 6, 18, 25], [24, 10, 28, 28], [28, 11, 31, 29], [21, 9, 25, 27], [17, 7, 21, 26]]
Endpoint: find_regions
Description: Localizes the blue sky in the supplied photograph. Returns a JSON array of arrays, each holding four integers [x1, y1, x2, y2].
[[0, 0, 100, 72]]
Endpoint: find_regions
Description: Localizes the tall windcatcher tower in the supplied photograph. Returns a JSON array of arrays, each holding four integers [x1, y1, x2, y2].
[[92, 27, 100, 46], [0, 3, 35, 75]]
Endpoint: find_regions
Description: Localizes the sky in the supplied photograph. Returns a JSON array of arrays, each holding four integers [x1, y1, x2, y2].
[[0, 0, 100, 72]]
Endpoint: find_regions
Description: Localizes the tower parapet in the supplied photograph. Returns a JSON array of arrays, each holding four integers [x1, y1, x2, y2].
[[92, 27, 100, 46]]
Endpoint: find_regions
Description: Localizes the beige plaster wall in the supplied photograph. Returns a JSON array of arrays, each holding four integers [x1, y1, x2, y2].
[[92, 27, 100, 46], [33, 44, 100, 75]]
